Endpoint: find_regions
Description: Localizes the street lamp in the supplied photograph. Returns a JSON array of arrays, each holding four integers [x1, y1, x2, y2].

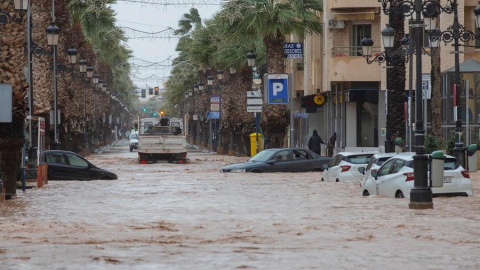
[[46, 21, 61, 149], [67, 46, 77, 64], [376, 0, 435, 209], [425, 0, 480, 169]]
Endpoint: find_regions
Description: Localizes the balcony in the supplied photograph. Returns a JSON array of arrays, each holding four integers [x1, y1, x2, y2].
[[329, 0, 381, 9], [330, 46, 382, 82]]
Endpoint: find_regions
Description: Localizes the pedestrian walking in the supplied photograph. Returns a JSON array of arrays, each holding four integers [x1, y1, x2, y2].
[[308, 130, 324, 155], [327, 132, 336, 157]]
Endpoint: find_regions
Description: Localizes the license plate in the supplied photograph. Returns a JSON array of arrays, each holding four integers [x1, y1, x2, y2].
[[443, 177, 452, 183]]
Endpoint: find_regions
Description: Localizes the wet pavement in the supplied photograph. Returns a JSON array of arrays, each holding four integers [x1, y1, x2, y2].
[[1, 141, 479, 269]]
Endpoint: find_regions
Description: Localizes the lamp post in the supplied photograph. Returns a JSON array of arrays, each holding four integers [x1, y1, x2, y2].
[[374, 0, 444, 209], [247, 50, 260, 155], [216, 69, 224, 152], [425, 0, 480, 168], [46, 21, 60, 149], [78, 59, 88, 150]]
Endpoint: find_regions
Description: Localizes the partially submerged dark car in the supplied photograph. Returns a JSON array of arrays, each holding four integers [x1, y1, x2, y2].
[[221, 148, 332, 173], [42, 150, 117, 180]]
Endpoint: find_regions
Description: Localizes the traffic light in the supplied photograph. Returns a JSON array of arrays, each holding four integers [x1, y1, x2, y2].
[[142, 107, 147, 112], [141, 89, 146, 98], [160, 110, 165, 117], [154, 86, 159, 95], [149, 88, 153, 95], [153, 112, 157, 116]]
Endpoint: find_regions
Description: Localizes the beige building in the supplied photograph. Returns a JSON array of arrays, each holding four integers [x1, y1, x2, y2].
[[289, 0, 480, 152]]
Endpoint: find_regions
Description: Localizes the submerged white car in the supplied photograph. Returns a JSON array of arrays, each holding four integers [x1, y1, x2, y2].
[[321, 152, 377, 182], [359, 152, 415, 188], [361, 153, 473, 198]]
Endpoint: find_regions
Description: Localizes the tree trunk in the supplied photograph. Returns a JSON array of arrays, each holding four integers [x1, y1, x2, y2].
[[387, 1, 406, 145], [263, 34, 289, 147], [430, 1, 442, 137], [0, 2, 27, 197]]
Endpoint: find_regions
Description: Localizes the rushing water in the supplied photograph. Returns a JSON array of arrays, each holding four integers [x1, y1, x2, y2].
[[1, 142, 480, 269]]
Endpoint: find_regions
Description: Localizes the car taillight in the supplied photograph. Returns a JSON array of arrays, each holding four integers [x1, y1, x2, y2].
[[461, 170, 470, 178], [403, 172, 414, 181], [140, 160, 146, 164], [341, 165, 351, 172]]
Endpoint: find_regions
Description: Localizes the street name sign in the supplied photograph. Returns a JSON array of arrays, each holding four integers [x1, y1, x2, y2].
[[247, 98, 263, 105], [284, 42, 303, 59], [247, 106, 262, 113], [247, 90, 262, 98]]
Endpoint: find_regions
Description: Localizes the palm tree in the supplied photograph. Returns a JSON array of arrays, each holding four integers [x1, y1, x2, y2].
[[430, 0, 442, 138], [218, 0, 323, 147]]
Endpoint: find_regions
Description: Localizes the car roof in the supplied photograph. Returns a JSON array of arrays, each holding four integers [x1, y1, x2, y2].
[[44, 150, 78, 155], [383, 152, 455, 161], [336, 151, 378, 156], [372, 152, 416, 158]]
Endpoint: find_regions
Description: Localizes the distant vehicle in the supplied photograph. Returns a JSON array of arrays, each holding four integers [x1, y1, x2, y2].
[[361, 153, 473, 198], [42, 150, 117, 180], [137, 117, 187, 164], [321, 152, 377, 182], [129, 132, 138, 152], [221, 148, 332, 173]]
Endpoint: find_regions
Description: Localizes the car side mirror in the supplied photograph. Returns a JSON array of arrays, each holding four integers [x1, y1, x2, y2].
[[371, 170, 378, 179], [322, 164, 328, 170], [266, 160, 275, 165], [358, 167, 365, 175]]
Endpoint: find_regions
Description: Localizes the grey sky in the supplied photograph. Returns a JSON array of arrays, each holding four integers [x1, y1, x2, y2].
[[112, 2, 221, 89]]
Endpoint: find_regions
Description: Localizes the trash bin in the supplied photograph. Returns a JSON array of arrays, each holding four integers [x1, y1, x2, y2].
[[430, 150, 445, 188], [394, 138, 403, 153], [467, 144, 478, 172], [250, 132, 263, 156]]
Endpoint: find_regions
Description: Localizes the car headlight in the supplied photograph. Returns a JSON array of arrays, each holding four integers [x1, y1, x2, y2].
[[230, 169, 246, 173]]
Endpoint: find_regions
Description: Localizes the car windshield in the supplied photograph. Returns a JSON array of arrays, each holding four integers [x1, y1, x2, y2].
[[344, 154, 373, 164], [249, 150, 276, 162]]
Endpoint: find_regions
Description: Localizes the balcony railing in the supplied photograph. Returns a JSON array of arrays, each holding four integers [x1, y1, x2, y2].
[[332, 46, 381, 57]]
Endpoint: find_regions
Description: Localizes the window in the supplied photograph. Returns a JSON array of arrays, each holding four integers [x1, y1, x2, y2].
[[476, 27, 480, 49], [352, 24, 371, 56], [66, 153, 89, 167], [47, 153, 66, 165], [345, 154, 373, 164], [377, 159, 395, 177], [329, 154, 343, 168], [293, 150, 309, 160], [274, 150, 290, 161], [391, 159, 405, 174]]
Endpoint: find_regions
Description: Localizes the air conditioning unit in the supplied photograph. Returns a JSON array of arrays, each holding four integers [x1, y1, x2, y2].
[[328, 19, 345, 29]]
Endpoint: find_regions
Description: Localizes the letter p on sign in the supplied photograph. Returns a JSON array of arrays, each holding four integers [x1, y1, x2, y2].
[[272, 83, 283, 96]]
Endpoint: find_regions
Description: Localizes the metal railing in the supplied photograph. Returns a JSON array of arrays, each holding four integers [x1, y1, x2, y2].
[[332, 46, 381, 57]]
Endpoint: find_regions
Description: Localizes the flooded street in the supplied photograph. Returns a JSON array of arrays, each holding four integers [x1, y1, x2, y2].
[[1, 141, 480, 269]]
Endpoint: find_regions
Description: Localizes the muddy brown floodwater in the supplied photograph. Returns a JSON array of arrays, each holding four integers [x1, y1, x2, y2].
[[1, 143, 480, 269]]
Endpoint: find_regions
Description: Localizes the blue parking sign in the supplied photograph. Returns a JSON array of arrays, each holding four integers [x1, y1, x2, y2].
[[266, 74, 289, 104]]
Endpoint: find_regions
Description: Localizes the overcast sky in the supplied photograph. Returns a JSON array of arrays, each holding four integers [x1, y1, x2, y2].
[[112, 1, 222, 90]]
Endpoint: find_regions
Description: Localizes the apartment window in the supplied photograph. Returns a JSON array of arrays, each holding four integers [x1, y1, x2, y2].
[[352, 24, 371, 56], [476, 27, 480, 49]]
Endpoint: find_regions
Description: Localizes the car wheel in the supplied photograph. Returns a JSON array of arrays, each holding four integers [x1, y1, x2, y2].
[[395, 191, 404, 198], [321, 178, 324, 182], [336, 179, 340, 182], [130, 147, 133, 152], [363, 190, 370, 196], [251, 170, 262, 173]]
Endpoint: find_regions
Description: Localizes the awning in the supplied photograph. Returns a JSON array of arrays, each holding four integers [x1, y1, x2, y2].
[[348, 89, 378, 103], [331, 8, 376, 21]]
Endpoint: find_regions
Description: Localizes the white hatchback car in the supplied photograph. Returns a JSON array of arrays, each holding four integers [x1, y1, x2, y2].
[[359, 152, 415, 188], [321, 152, 377, 182], [361, 153, 473, 198]]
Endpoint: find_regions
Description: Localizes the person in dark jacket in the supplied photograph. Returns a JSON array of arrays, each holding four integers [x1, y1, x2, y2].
[[308, 130, 324, 155], [327, 132, 336, 157]]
